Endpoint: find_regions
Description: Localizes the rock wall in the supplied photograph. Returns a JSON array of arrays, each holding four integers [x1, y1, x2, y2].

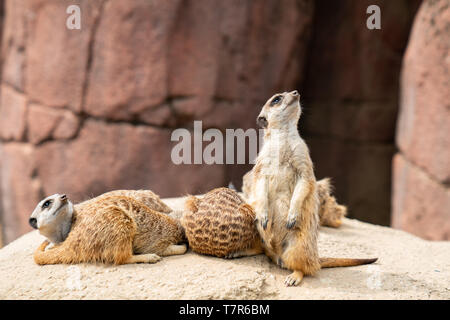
[[0, 0, 314, 244], [1, 0, 444, 245], [300, 0, 421, 225], [392, 0, 449, 240]]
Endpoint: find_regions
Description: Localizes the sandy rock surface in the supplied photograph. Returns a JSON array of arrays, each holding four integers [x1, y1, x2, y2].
[[0, 196, 449, 300]]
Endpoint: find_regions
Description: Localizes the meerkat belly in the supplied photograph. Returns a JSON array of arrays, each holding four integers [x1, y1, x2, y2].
[[256, 165, 296, 258], [267, 165, 296, 219]]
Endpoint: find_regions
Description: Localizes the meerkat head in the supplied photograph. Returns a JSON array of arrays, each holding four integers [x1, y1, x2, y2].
[[257, 90, 300, 130], [29, 194, 74, 243]]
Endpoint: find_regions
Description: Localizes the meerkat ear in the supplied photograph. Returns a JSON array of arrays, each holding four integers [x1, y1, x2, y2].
[[184, 195, 200, 213]]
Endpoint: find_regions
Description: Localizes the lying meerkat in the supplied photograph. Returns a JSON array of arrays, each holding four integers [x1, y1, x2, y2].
[[243, 170, 347, 228], [246, 90, 377, 286], [29, 192, 186, 265], [181, 187, 263, 258]]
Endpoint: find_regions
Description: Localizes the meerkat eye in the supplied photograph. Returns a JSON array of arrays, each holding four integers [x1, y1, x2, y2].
[[270, 95, 283, 106], [42, 200, 52, 209]]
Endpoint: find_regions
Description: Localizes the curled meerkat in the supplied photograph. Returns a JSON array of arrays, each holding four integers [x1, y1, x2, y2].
[[181, 187, 263, 258], [29, 192, 186, 265], [316, 178, 347, 228], [246, 90, 377, 286], [243, 170, 347, 228]]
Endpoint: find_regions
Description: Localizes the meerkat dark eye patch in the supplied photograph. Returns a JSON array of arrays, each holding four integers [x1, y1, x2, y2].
[[270, 95, 283, 106], [42, 200, 52, 209]]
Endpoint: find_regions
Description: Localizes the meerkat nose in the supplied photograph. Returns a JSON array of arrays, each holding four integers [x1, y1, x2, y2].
[[291, 90, 299, 96], [29, 218, 38, 229], [257, 116, 268, 128], [60, 194, 67, 201]]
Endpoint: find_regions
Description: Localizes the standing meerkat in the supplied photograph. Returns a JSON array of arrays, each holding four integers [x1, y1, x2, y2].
[[247, 90, 376, 286], [243, 170, 347, 228], [29, 192, 186, 265], [181, 188, 263, 258]]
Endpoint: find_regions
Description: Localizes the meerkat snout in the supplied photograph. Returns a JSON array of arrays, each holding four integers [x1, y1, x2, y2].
[[287, 90, 300, 105]]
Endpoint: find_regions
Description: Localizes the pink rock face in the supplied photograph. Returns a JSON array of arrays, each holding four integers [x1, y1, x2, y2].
[[392, 155, 450, 240], [0, 144, 42, 243], [27, 104, 80, 144], [0, 0, 313, 244], [25, 0, 104, 112], [396, 0, 450, 184], [34, 119, 226, 202], [392, 0, 450, 240], [0, 85, 27, 141], [1, 0, 27, 90]]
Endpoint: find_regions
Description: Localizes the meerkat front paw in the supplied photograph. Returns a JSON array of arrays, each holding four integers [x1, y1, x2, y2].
[[224, 252, 239, 259], [146, 254, 162, 263], [45, 242, 55, 251], [38, 240, 50, 251], [138, 253, 161, 264], [254, 206, 269, 230], [285, 271, 303, 286]]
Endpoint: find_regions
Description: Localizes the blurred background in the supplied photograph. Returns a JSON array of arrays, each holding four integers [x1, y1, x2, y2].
[[0, 0, 448, 246]]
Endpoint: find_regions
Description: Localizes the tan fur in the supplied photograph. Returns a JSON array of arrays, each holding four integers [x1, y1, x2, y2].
[[181, 188, 263, 258], [246, 91, 376, 286], [32, 193, 186, 265], [316, 179, 347, 228], [78, 189, 173, 214], [243, 172, 346, 228]]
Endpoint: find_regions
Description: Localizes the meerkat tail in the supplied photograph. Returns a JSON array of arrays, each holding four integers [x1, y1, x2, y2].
[[319, 257, 377, 268]]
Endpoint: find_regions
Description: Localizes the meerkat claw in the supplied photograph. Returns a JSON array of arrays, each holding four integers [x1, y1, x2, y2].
[[224, 252, 237, 259], [286, 217, 296, 229], [285, 271, 303, 286], [261, 216, 268, 230]]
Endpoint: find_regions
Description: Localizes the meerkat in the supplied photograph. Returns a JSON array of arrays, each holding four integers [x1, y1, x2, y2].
[[29, 192, 186, 265], [181, 187, 263, 258], [246, 90, 377, 286], [316, 178, 347, 228], [243, 171, 346, 228]]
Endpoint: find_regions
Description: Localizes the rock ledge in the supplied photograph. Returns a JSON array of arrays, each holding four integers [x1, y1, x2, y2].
[[0, 197, 448, 300]]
